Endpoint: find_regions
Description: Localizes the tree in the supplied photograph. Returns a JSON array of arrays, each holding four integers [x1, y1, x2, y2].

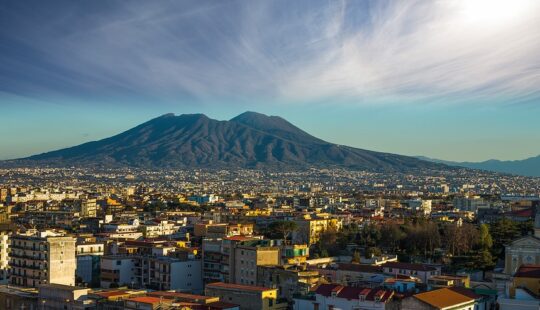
[[359, 224, 382, 247], [478, 224, 493, 250], [490, 218, 520, 258], [443, 222, 478, 256], [381, 224, 405, 251], [268, 221, 298, 241], [475, 248, 495, 270], [474, 224, 495, 270]]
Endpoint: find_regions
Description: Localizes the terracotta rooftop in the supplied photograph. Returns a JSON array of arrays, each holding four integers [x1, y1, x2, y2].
[[92, 290, 135, 298], [127, 296, 162, 304], [147, 291, 214, 300], [413, 288, 474, 309], [514, 264, 540, 278], [509, 208, 534, 217], [315, 284, 393, 302], [224, 235, 255, 241], [448, 287, 483, 300], [205, 282, 274, 292]]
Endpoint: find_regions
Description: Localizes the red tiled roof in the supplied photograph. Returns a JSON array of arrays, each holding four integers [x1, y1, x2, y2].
[[314, 284, 393, 302], [206, 282, 273, 292], [93, 290, 131, 298], [127, 296, 162, 304], [514, 265, 540, 278], [413, 288, 473, 308], [147, 291, 213, 300], [224, 235, 254, 241], [448, 287, 482, 300], [509, 208, 534, 217]]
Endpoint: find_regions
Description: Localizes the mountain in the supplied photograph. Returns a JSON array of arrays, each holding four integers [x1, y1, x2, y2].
[[19, 112, 448, 171], [417, 155, 540, 177]]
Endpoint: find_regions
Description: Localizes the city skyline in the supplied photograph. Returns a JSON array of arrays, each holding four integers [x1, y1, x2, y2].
[[2, 0, 540, 161]]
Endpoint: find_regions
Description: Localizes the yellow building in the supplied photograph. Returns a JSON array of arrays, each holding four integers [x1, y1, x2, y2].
[[194, 222, 254, 238], [293, 217, 341, 245], [504, 213, 540, 275], [205, 282, 287, 310], [509, 264, 540, 297]]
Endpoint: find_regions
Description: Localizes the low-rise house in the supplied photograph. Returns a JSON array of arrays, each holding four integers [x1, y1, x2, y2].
[[498, 264, 540, 310], [427, 274, 470, 290], [38, 283, 94, 309], [257, 265, 321, 301], [401, 287, 476, 310], [293, 283, 394, 310], [205, 282, 287, 310], [382, 262, 441, 283], [316, 263, 385, 286], [383, 276, 421, 293]]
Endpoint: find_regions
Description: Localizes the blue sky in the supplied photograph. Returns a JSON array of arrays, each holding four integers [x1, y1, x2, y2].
[[1, 0, 539, 161]]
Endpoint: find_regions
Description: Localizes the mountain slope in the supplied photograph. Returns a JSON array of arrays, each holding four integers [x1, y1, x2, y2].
[[417, 155, 540, 177], [22, 112, 447, 171]]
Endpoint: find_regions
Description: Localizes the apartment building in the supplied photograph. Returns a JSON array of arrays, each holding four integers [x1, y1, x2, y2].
[[293, 217, 341, 245], [140, 220, 179, 238], [100, 255, 202, 293], [0, 232, 9, 284], [202, 235, 262, 284], [201, 236, 277, 285], [9, 230, 76, 287], [257, 265, 321, 302], [195, 221, 254, 238], [80, 198, 97, 218], [76, 241, 104, 287], [234, 243, 279, 285]]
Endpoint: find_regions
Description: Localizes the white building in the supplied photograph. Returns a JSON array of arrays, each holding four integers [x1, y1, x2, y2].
[[141, 220, 179, 238], [9, 230, 76, 287], [100, 255, 202, 293], [0, 232, 9, 284]]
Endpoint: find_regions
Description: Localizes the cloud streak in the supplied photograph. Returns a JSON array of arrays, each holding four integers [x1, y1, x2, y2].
[[1, 0, 539, 105]]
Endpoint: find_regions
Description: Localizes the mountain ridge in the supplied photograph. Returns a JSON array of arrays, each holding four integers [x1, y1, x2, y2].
[[15, 112, 449, 171], [417, 155, 540, 177]]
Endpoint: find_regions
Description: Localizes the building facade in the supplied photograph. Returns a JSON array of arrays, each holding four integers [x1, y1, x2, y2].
[[9, 230, 76, 287]]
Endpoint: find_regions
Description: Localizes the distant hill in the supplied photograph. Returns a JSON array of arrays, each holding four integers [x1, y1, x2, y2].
[[417, 155, 540, 177], [17, 111, 448, 171]]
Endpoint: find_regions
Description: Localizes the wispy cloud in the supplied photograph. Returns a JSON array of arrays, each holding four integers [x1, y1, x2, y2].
[[1, 0, 539, 105]]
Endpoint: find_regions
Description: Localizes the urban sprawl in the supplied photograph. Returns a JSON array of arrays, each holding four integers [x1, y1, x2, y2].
[[0, 167, 539, 309]]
